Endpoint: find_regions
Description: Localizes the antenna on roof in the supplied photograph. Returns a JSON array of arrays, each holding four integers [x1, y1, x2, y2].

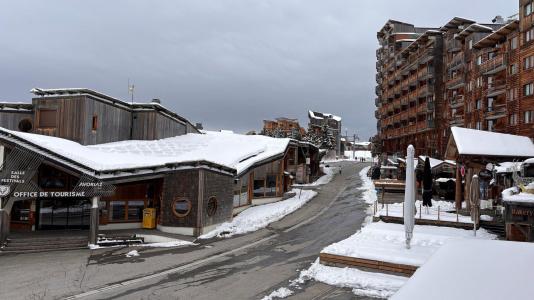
[[128, 78, 135, 104]]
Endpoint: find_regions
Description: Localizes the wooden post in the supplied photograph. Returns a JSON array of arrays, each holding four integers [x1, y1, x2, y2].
[[386, 203, 389, 216], [419, 202, 422, 219], [381, 186, 385, 208], [455, 161, 462, 210], [456, 208, 459, 222]]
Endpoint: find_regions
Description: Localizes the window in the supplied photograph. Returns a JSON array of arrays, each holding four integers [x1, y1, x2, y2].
[[476, 99, 482, 110], [510, 63, 518, 75], [526, 2, 533, 16], [525, 111, 533, 124], [172, 198, 191, 218], [510, 113, 518, 125], [524, 56, 534, 69], [468, 40, 473, 49], [18, 119, 33, 132], [508, 88, 519, 101], [476, 55, 482, 65], [109, 201, 126, 221], [510, 36, 518, 50], [206, 197, 217, 216], [526, 27, 534, 43], [487, 120, 494, 132], [524, 83, 534, 96], [127, 200, 144, 221], [92, 115, 98, 131], [475, 121, 482, 130], [38, 109, 57, 128], [487, 97, 494, 112]]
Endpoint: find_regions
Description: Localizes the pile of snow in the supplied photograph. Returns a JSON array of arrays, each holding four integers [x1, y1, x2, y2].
[[375, 199, 474, 224], [125, 250, 140, 257], [140, 240, 195, 248], [293, 166, 334, 187], [199, 189, 317, 239], [297, 259, 407, 299], [322, 222, 496, 267], [359, 166, 377, 204], [261, 287, 294, 300], [392, 239, 534, 300], [1, 128, 290, 174]]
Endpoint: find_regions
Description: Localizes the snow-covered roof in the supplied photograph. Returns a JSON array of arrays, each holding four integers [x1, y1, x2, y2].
[[308, 110, 341, 122], [392, 239, 534, 300], [448, 127, 534, 158], [495, 161, 522, 173], [0, 128, 291, 178]]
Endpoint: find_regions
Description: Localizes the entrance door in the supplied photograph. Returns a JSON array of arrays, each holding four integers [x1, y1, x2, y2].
[[37, 199, 91, 230]]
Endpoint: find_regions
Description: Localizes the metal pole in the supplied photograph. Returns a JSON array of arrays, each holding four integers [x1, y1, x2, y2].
[[386, 203, 388, 216], [89, 196, 100, 246], [438, 206, 440, 221], [419, 202, 422, 219]]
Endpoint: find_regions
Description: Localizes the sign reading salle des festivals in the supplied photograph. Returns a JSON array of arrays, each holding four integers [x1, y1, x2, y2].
[[0, 146, 115, 200]]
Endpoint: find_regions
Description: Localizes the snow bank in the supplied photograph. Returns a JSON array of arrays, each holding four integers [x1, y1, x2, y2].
[[359, 166, 377, 204], [261, 287, 293, 300], [392, 239, 534, 300], [502, 186, 534, 203], [293, 166, 334, 187], [298, 259, 407, 299], [451, 127, 534, 157], [140, 240, 196, 248], [199, 189, 317, 239], [322, 222, 496, 267]]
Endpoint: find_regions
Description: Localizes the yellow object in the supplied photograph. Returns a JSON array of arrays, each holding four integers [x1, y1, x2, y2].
[[142, 208, 156, 229]]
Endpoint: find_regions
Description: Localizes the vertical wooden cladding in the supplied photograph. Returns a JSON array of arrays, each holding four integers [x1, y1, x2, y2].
[[131, 111, 187, 140], [84, 96, 132, 145], [33, 96, 85, 142], [0, 111, 33, 131]]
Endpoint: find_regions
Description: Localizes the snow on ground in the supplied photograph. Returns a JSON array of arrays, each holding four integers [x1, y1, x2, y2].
[[261, 287, 294, 300], [139, 240, 196, 248], [125, 250, 140, 257], [392, 239, 534, 300], [300, 259, 408, 299], [199, 189, 317, 239], [293, 166, 334, 187], [322, 221, 496, 267], [359, 166, 377, 204], [344, 150, 373, 161]]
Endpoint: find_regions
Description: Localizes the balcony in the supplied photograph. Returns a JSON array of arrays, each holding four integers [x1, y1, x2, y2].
[[418, 85, 435, 98], [427, 119, 435, 128], [375, 86, 381, 96], [375, 110, 380, 119], [449, 115, 465, 126], [427, 101, 435, 111], [485, 104, 507, 120], [375, 73, 381, 83], [449, 53, 464, 71], [480, 54, 507, 75], [487, 80, 507, 97], [449, 95, 464, 109], [446, 76, 465, 90], [418, 66, 434, 81], [446, 39, 462, 53], [375, 97, 381, 107]]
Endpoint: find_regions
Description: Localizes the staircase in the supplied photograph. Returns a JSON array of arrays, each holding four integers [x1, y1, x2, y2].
[[1, 234, 88, 254], [480, 221, 506, 238]]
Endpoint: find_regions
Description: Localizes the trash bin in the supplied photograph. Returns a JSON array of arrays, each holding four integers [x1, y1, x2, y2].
[[142, 208, 156, 229]]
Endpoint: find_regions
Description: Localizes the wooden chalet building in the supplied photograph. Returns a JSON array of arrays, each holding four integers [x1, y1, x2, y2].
[[0, 88, 322, 242]]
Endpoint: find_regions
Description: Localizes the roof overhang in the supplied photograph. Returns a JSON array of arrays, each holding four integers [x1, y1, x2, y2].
[[474, 20, 519, 49]]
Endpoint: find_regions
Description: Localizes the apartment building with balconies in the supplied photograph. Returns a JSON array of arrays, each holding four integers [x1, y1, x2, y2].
[[518, 0, 534, 138]]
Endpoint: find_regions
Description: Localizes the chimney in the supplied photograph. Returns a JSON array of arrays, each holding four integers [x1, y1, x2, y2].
[[492, 15, 505, 24], [151, 98, 161, 104]]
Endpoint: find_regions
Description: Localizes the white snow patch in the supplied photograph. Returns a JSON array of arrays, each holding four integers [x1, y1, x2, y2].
[[359, 166, 377, 204], [125, 250, 140, 257], [296, 259, 407, 299], [293, 166, 334, 187], [322, 222, 496, 267], [261, 287, 294, 300], [451, 127, 534, 157], [199, 189, 317, 239], [140, 240, 196, 248]]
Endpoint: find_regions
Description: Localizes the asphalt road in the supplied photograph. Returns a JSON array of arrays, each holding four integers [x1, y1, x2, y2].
[[0, 161, 372, 300]]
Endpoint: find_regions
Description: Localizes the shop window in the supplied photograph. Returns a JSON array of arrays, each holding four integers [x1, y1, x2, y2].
[[172, 198, 191, 218], [109, 201, 126, 221], [18, 118, 33, 132], [265, 175, 277, 197], [206, 197, 217, 216], [127, 200, 144, 221], [38, 109, 57, 128]]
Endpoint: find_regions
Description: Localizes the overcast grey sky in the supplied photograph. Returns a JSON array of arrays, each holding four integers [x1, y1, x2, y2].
[[0, 1, 516, 140]]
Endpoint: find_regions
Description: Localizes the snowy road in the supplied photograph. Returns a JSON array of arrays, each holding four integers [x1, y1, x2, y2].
[[1, 161, 372, 300]]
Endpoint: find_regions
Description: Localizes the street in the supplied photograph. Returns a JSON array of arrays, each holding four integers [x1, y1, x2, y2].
[[0, 161, 372, 300]]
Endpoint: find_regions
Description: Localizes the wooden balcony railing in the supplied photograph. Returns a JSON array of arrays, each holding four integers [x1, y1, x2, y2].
[[479, 54, 507, 75]]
